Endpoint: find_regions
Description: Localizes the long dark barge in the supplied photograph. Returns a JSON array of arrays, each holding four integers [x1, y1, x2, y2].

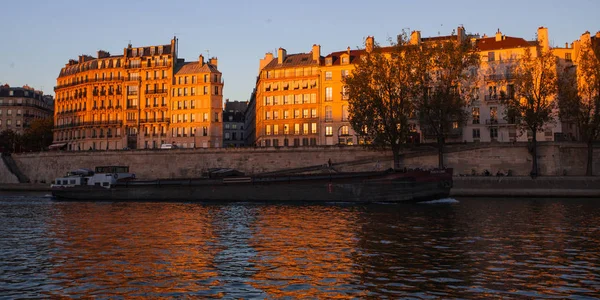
[[51, 168, 453, 203]]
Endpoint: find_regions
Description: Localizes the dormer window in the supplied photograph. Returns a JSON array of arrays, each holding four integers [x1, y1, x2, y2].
[[132, 48, 137, 57], [341, 56, 349, 64], [325, 57, 332, 66]]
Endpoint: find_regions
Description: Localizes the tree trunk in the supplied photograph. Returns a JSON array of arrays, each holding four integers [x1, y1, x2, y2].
[[530, 131, 538, 178], [586, 140, 594, 176], [437, 135, 445, 169], [392, 146, 401, 170]]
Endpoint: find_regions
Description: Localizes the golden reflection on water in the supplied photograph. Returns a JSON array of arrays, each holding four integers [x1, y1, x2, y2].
[[248, 206, 364, 299], [20, 199, 599, 298], [46, 203, 220, 297]]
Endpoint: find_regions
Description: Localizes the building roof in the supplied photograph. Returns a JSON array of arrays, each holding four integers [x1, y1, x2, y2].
[[324, 49, 364, 65], [175, 61, 219, 75], [476, 36, 533, 51], [224, 100, 248, 113], [263, 53, 320, 70]]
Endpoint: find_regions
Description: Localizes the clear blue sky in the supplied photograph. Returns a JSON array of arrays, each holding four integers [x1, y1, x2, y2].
[[1, 0, 598, 103]]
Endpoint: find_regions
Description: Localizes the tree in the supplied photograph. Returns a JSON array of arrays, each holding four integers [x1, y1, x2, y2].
[[344, 33, 422, 168], [413, 39, 480, 168], [557, 41, 600, 176], [503, 48, 558, 177], [21, 117, 54, 152], [0, 129, 20, 153]]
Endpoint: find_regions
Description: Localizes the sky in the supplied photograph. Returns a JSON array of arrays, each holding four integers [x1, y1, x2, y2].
[[1, 0, 598, 103]]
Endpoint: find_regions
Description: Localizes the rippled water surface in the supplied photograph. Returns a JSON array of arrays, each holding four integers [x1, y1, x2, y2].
[[1, 192, 599, 299]]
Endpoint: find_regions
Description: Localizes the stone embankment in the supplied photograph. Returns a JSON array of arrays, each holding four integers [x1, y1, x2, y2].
[[451, 176, 600, 198]]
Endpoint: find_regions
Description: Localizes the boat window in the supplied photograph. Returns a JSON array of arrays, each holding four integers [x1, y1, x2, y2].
[[70, 180, 76, 184]]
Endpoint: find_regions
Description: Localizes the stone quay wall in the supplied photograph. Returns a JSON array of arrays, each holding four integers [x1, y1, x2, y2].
[[0, 142, 598, 184]]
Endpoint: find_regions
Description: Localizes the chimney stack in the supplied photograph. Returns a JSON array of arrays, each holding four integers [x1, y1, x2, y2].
[[537, 27, 549, 52], [199, 54, 204, 65], [277, 48, 287, 64], [312, 44, 321, 62], [365, 36, 374, 52], [209, 57, 218, 67], [410, 31, 421, 45], [259, 52, 274, 72], [495, 29, 503, 42]]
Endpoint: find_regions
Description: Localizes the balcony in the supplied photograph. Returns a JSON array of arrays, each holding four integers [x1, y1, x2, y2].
[[145, 89, 168, 95], [484, 73, 515, 82], [485, 119, 515, 126]]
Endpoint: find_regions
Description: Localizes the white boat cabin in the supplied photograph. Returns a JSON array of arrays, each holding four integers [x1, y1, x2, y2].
[[51, 166, 135, 189]]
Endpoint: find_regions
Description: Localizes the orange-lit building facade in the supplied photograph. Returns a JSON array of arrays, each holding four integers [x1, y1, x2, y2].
[[53, 38, 223, 150], [252, 26, 597, 146]]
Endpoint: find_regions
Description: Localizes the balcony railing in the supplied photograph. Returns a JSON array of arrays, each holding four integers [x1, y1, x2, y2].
[[145, 89, 168, 95], [485, 119, 515, 126], [139, 118, 170, 124]]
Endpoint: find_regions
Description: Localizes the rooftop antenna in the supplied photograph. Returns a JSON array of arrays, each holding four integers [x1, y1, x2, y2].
[[206, 49, 210, 58]]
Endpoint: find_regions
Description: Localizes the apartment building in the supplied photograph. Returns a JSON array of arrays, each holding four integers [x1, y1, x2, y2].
[[53, 38, 223, 150], [0, 84, 53, 135], [251, 26, 586, 146], [222, 100, 248, 147]]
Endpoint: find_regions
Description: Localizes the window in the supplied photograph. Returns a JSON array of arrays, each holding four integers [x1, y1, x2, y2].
[[294, 109, 300, 119], [273, 110, 279, 120], [284, 124, 289, 134], [340, 125, 349, 135], [284, 110, 289, 119], [473, 128, 480, 139], [214, 86, 219, 95], [341, 70, 349, 78], [342, 105, 349, 121], [342, 86, 349, 100], [488, 52, 495, 62], [325, 87, 332, 101], [326, 126, 333, 136], [325, 106, 332, 122], [294, 124, 300, 135], [273, 125, 279, 135], [303, 109, 309, 118], [311, 108, 317, 118], [565, 53, 572, 62], [341, 56, 349, 64], [203, 113, 208, 122], [325, 71, 332, 80], [303, 123, 309, 134], [490, 127, 498, 139], [266, 125, 271, 135], [490, 107, 497, 123], [472, 107, 480, 124]]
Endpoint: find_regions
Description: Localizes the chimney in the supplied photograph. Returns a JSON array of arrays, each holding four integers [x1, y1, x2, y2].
[[199, 54, 204, 65], [365, 36, 375, 52], [495, 29, 503, 42], [259, 52, 274, 72], [457, 26, 466, 43], [410, 31, 421, 45], [537, 27, 549, 52], [277, 48, 287, 64], [347, 46, 351, 54], [565, 42, 568, 48], [209, 57, 218, 67], [312, 44, 321, 62]]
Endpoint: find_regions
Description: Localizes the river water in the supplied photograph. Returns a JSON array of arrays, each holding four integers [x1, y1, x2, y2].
[[1, 193, 599, 299]]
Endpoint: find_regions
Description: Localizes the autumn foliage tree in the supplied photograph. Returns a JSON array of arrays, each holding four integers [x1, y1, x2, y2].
[[344, 34, 422, 168], [557, 41, 600, 176], [503, 48, 558, 177]]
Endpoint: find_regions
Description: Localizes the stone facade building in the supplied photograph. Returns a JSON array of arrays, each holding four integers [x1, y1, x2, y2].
[[222, 99, 248, 147], [250, 26, 594, 147], [0, 84, 53, 135], [53, 38, 223, 150]]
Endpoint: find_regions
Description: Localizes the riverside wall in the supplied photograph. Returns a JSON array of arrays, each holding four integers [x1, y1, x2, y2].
[[0, 142, 598, 184]]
